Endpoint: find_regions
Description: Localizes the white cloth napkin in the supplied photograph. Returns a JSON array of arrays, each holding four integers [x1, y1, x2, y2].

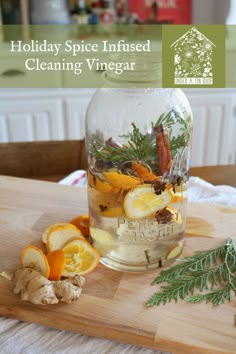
[[59, 170, 87, 187], [188, 176, 236, 207], [59, 170, 236, 208]]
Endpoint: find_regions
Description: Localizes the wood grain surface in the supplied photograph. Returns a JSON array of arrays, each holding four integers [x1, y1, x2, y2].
[[0, 176, 235, 354]]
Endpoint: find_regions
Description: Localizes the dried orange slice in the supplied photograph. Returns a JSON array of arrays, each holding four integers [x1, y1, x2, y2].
[[62, 239, 100, 276], [46, 224, 85, 252], [21, 245, 50, 278], [99, 206, 124, 218], [131, 161, 157, 182], [124, 185, 174, 220], [70, 214, 90, 236], [88, 170, 119, 193], [171, 189, 188, 204], [41, 223, 68, 244], [103, 172, 142, 190], [88, 188, 123, 216], [47, 250, 65, 281]]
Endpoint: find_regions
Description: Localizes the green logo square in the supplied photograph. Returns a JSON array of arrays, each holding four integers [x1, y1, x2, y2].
[[162, 25, 225, 88]]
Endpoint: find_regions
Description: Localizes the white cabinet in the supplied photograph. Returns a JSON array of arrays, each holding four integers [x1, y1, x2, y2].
[[184, 89, 236, 166], [0, 88, 95, 142], [63, 95, 94, 140], [0, 88, 235, 167], [0, 96, 64, 142]]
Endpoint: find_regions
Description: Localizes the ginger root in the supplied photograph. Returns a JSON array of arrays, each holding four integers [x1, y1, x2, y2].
[[53, 274, 85, 303], [0, 268, 85, 305]]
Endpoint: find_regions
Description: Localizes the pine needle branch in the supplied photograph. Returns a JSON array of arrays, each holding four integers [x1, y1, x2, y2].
[[89, 109, 192, 167], [186, 283, 233, 305], [147, 239, 236, 307], [151, 241, 228, 285]]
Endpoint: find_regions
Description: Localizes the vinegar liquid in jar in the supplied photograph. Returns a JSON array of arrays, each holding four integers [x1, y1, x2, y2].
[[85, 60, 193, 272]]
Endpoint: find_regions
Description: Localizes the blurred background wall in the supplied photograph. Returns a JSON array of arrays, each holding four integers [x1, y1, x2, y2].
[[0, 0, 235, 167], [0, 0, 234, 25]]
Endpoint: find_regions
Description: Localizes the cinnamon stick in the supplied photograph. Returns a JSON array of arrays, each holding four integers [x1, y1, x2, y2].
[[155, 124, 172, 176]]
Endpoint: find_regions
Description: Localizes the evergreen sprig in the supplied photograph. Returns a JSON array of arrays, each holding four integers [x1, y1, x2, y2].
[[147, 239, 236, 307], [122, 123, 156, 162], [89, 109, 192, 167], [90, 124, 156, 164]]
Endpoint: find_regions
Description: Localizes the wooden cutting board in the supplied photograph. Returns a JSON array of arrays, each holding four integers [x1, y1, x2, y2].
[[0, 176, 235, 354]]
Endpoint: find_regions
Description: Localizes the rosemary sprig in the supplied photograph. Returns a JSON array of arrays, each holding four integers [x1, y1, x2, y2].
[[153, 110, 192, 157], [90, 126, 156, 164], [122, 123, 156, 162], [90, 141, 138, 163], [147, 239, 236, 307], [89, 109, 192, 167]]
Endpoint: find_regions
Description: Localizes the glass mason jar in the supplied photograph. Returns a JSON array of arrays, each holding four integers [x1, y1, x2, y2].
[[85, 57, 193, 272]]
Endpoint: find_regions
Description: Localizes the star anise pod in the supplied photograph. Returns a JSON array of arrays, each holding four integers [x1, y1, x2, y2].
[[152, 180, 166, 195], [170, 174, 183, 193], [99, 205, 108, 212], [155, 208, 172, 224]]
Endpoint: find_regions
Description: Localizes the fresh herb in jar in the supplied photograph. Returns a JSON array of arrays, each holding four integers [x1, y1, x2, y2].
[[89, 109, 192, 172]]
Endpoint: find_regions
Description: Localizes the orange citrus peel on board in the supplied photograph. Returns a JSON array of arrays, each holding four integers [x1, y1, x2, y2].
[[19, 213, 101, 282], [47, 250, 65, 281], [46, 224, 85, 252], [21, 245, 50, 278], [62, 239, 100, 276], [70, 214, 90, 236]]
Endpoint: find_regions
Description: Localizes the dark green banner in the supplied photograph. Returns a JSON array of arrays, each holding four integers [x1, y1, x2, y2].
[[0, 25, 235, 88], [0, 25, 161, 88]]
